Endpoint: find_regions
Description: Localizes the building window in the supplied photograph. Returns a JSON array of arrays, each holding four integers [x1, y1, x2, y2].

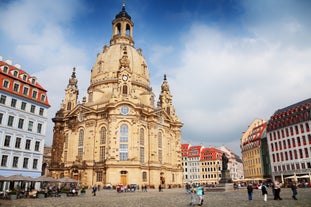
[[0, 95, 7, 104], [31, 79, 36, 85], [13, 83, 19, 92], [65, 134, 69, 149], [11, 98, 17, 107], [100, 127, 106, 144], [0, 113, 3, 124], [15, 137, 21, 148], [13, 71, 18, 77], [25, 139, 31, 150], [33, 159, 38, 169], [34, 141, 40, 151], [12, 156, 19, 168], [23, 158, 29, 168], [32, 90, 37, 99], [18, 118, 24, 129], [78, 129, 84, 160], [7, 115, 14, 127], [96, 172, 102, 182], [27, 121, 34, 131], [100, 146, 105, 161], [140, 128, 144, 145], [39, 108, 44, 116], [40, 94, 46, 102], [2, 80, 9, 88], [4, 135, 11, 147], [140, 147, 144, 163], [142, 172, 147, 182], [23, 87, 29, 95], [119, 124, 128, 161], [122, 85, 128, 94], [30, 105, 36, 113], [3, 66, 8, 73], [1, 155, 8, 167], [22, 74, 27, 81], [37, 123, 42, 134], [21, 102, 26, 110]]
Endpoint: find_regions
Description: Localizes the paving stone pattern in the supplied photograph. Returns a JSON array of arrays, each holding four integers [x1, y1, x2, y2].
[[1, 187, 310, 207]]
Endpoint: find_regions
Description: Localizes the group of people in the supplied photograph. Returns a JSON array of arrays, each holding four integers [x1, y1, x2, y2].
[[247, 180, 299, 202], [186, 183, 204, 206]]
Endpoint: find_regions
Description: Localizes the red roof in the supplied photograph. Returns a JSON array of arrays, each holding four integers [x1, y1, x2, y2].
[[0, 60, 50, 107]]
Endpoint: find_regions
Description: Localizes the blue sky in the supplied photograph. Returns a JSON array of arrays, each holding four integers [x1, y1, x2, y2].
[[1, 0, 311, 156]]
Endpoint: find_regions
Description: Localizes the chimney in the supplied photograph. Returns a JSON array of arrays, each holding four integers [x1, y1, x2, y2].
[[5, 59, 12, 65], [14, 64, 21, 69]]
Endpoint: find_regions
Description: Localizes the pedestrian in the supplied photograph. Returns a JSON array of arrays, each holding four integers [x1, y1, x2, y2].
[[273, 180, 282, 200], [247, 183, 253, 200], [261, 182, 268, 202], [158, 184, 162, 192], [189, 189, 196, 206], [92, 185, 97, 196], [196, 186, 204, 206], [290, 181, 298, 200]]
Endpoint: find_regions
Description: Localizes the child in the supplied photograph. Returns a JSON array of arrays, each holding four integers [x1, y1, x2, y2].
[[261, 182, 268, 202]]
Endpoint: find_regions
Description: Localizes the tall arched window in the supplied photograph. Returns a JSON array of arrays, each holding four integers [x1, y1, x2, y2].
[[140, 128, 145, 163], [120, 124, 128, 160], [122, 85, 128, 95], [78, 129, 84, 160], [67, 102, 71, 110], [100, 127, 106, 144], [158, 131, 162, 162]]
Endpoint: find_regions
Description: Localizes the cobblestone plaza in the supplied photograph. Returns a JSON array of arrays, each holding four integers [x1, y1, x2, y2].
[[1, 187, 310, 207]]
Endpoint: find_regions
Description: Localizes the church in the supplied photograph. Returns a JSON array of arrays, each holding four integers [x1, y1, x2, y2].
[[49, 4, 183, 188]]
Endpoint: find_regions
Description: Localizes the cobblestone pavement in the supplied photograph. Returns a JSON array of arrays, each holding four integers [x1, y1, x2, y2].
[[1, 187, 310, 207]]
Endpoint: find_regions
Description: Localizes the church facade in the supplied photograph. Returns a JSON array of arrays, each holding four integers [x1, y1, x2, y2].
[[49, 4, 183, 188]]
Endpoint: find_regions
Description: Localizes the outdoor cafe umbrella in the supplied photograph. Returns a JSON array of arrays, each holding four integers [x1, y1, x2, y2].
[[57, 177, 79, 183], [34, 175, 57, 182]]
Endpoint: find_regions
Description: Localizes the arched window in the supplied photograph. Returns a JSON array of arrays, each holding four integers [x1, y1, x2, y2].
[[116, 23, 121, 35], [122, 85, 128, 95], [139, 128, 145, 163], [140, 128, 144, 145], [67, 102, 71, 110], [158, 131, 162, 162], [78, 129, 84, 160], [120, 124, 128, 160], [126, 24, 131, 36], [100, 127, 106, 144], [142, 172, 147, 182]]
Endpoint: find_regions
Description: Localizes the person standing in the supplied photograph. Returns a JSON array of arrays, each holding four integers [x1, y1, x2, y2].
[[189, 189, 196, 206], [290, 181, 298, 200], [273, 180, 282, 200], [247, 183, 253, 200], [261, 182, 268, 202], [196, 186, 204, 206]]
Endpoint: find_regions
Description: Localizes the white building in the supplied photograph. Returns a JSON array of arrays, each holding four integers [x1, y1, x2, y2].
[[266, 98, 311, 181], [0, 57, 50, 179]]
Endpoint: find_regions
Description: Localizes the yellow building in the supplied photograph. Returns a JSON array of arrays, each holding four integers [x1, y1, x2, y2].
[[49, 4, 183, 188], [241, 119, 266, 179]]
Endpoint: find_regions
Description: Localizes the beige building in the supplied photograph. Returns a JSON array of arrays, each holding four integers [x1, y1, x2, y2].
[[241, 119, 266, 179], [49, 4, 183, 188]]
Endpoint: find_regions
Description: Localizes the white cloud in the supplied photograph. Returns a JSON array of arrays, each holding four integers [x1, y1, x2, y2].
[[169, 15, 311, 155]]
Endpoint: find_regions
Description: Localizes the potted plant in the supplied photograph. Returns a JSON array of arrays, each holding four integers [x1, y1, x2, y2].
[[8, 189, 17, 200], [80, 188, 86, 196]]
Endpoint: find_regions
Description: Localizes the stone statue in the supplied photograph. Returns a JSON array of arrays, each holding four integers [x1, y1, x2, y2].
[[222, 153, 228, 171]]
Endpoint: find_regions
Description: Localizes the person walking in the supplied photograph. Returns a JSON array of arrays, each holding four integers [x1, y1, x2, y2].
[[247, 183, 253, 200], [261, 182, 268, 202], [92, 185, 97, 196], [196, 186, 204, 206], [290, 181, 298, 200], [189, 189, 196, 206], [273, 180, 282, 200]]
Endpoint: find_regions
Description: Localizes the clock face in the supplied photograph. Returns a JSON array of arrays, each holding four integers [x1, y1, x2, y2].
[[122, 75, 128, 81], [120, 106, 129, 115]]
